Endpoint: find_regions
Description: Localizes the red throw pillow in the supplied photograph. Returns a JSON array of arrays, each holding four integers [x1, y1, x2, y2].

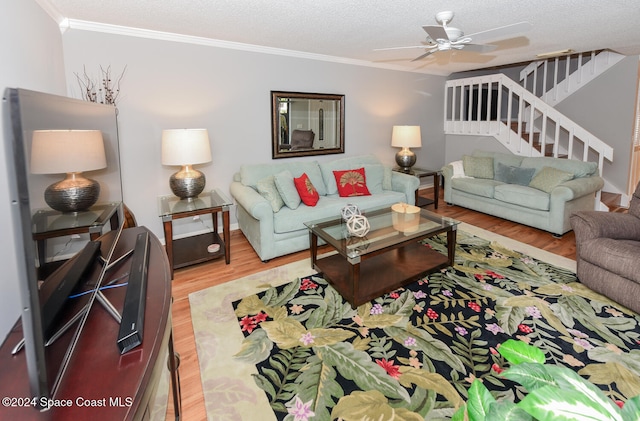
[[333, 167, 371, 197], [293, 173, 320, 206]]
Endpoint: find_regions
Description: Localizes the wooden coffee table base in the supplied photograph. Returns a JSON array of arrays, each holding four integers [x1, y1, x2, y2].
[[311, 229, 456, 308]]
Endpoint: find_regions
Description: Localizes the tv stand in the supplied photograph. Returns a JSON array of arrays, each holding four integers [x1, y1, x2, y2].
[[0, 227, 180, 420]]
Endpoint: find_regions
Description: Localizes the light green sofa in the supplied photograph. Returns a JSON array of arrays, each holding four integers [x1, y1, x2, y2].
[[442, 150, 604, 236], [230, 155, 419, 261]]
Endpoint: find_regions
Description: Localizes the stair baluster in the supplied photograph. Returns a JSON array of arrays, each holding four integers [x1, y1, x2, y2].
[[444, 70, 615, 210]]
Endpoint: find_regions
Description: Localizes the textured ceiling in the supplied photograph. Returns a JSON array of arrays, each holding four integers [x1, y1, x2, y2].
[[39, 0, 640, 75]]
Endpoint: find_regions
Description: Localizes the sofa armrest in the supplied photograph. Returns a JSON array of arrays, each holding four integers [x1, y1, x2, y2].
[[441, 164, 454, 203], [390, 171, 420, 205], [229, 181, 273, 221], [571, 211, 640, 242], [551, 176, 605, 201]]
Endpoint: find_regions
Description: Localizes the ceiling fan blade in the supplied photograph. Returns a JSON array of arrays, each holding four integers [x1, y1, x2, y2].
[[460, 43, 497, 53], [374, 45, 436, 51], [411, 49, 438, 62], [422, 25, 449, 41], [465, 21, 532, 44]]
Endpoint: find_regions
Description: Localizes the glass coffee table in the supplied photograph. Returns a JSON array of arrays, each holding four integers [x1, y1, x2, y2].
[[304, 205, 459, 308]]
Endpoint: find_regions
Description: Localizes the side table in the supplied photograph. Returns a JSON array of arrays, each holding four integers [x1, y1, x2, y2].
[[158, 189, 232, 278], [393, 167, 440, 209], [32, 202, 121, 278]]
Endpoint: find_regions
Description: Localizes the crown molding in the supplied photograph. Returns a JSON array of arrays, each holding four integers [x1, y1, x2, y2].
[[61, 19, 435, 75]]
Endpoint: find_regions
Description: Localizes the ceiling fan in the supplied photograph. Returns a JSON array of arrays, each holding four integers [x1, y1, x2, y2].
[[376, 11, 532, 61]]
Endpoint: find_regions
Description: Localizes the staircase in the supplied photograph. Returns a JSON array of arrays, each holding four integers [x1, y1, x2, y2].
[[444, 50, 624, 210], [519, 50, 624, 108]]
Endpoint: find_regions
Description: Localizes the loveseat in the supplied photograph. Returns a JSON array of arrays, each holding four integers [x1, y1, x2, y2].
[[230, 155, 419, 261], [442, 150, 604, 236], [570, 182, 640, 314]]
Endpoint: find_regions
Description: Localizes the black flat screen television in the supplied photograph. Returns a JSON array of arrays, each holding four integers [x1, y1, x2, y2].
[[2, 88, 124, 404]]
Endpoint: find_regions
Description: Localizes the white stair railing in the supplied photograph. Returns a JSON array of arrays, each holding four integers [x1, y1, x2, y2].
[[444, 74, 614, 207], [520, 50, 624, 107]]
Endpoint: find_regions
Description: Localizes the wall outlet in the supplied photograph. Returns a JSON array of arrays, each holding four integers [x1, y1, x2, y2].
[[71, 234, 81, 239], [193, 215, 200, 220]]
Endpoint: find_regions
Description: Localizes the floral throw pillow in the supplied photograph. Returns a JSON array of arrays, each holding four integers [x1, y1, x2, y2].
[[293, 173, 320, 206], [333, 167, 371, 197]]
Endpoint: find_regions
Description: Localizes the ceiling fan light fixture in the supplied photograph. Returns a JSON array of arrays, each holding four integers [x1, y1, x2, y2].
[[536, 48, 575, 59]]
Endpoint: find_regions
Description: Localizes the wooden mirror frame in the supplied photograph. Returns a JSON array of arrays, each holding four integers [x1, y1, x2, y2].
[[271, 91, 345, 159]]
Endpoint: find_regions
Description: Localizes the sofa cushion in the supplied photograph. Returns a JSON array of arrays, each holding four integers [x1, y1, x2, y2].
[[320, 155, 385, 194], [473, 150, 525, 174], [272, 191, 405, 234], [580, 238, 640, 282], [495, 162, 535, 186], [362, 164, 386, 194], [274, 170, 301, 209], [463, 155, 494, 179], [241, 161, 327, 195], [521, 157, 598, 178], [451, 177, 501, 198], [256, 175, 284, 212], [494, 184, 550, 211], [333, 167, 372, 197], [294, 173, 319, 206], [327, 164, 386, 194], [529, 166, 574, 193]]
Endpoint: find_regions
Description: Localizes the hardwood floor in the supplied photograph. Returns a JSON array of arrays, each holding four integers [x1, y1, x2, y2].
[[166, 188, 576, 420]]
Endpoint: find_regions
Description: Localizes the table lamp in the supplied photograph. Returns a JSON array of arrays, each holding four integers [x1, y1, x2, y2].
[[391, 125, 422, 173], [30, 130, 107, 213], [161, 129, 212, 200]]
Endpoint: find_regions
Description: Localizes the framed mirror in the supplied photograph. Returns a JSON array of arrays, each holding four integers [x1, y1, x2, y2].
[[271, 91, 345, 159]]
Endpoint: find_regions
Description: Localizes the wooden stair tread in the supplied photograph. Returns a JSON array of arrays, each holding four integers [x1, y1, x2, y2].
[[601, 191, 628, 213], [601, 191, 620, 205]]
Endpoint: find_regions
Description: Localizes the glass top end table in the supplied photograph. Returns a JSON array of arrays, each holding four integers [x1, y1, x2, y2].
[[158, 188, 233, 277], [31, 202, 123, 279], [32, 202, 122, 236], [393, 167, 441, 209], [158, 188, 232, 219]]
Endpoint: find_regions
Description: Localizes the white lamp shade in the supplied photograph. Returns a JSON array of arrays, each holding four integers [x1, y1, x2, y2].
[[30, 130, 107, 174], [391, 126, 422, 148], [161, 129, 212, 166]]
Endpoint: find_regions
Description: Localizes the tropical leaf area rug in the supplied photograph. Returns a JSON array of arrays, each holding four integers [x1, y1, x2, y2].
[[189, 226, 640, 421]]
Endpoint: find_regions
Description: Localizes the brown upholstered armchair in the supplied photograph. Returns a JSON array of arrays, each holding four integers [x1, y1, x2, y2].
[[570, 182, 640, 314]]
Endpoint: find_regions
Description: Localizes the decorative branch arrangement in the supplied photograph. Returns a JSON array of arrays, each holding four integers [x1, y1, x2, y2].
[[75, 65, 126, 106]]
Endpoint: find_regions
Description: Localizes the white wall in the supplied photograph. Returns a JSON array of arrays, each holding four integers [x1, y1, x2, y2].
[[0, 0, 67, 340], [444, 135, 511, 163], [61, 29, 447, 242], [556, 56, 638, 192]]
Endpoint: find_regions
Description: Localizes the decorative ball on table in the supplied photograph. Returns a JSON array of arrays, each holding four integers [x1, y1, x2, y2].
[[340, 204, 361, 221], [346, 214, 370, 238]]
